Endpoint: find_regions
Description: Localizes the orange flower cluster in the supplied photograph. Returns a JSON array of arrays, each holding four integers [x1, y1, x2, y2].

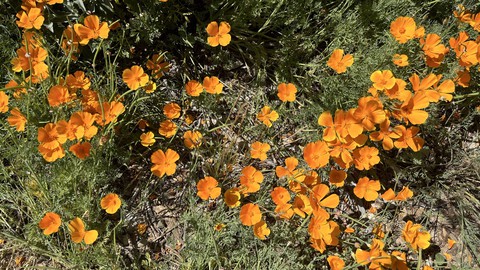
[[38, 193, 120, 245], [355, 239, 408, 269], [382, 186, 414, 201], [11, 32, 49, 83], [185, 76, 224, 96], [39, 79, 125, 161]]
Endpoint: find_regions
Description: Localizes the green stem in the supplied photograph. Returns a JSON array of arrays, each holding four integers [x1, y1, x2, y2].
[[417, 248, 422, 270], [454, 92, 479, 99], [92, 39, 104, 73]]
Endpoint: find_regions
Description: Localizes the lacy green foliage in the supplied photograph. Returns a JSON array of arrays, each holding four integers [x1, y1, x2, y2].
[[1, 0, 480, 269]]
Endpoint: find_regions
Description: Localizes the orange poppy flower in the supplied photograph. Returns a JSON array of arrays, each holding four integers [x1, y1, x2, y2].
[[369, 119, 400, 150], [123, 66, 149, 90], [257, 106, 279, 127], [309, 184, 339, 219], [381, 188, 396, 201], [150, 148, 180, 178], [253, 220, 270, 240], [271, 187, 291, 205], [454, 5, 472, 23], [380, 78, 410, 101], [94, 101, 125, 126], [239, 203, 261, 226], [183, 130, 202, 149], [48, 85, 71, 107], [394, 91, 430, 125], [185, 80, 203, 96], [38, 212, 61, 235], [390, 16, 416, 44], [421, 33, 448, 59], [328, 135, 366, 169], [0, 92, 9, 113], [372, 223, 385, 239], [303, 140, 330, 169], [38, 123, 67, 162], [335, 109, 364, 139], [5, 80, 26, 99], [224, 188, 241, 208], [140, 131, 156, 147], [145, 81, 156, 93], [274, 203, 294, 219], [66, 71, 91, 91], [448, 239, 456, 249], [402, 220, 431, 251], [137, 119, 149, 131], [409, 73, 440, 103], [197, 176, 221, 200], [239, 166, 264, 194], [206, 21, 231, 47], [293, 194, 313, 218], [449, 31, 469, 58], [146, 54, 170, 79], [29, 62, 50, 84], [317, 111, 336, 141], [395, 186, 414, 201], [74, 15, 110, 45], [370, 70, 396, 90], [7, 108, 27, 132], [303, 170, 320, 187], [69, 141, 91, 160], [393, 125, 424, 152], [353, 97, 386, 131], [392, 54, 409, 67], [69, 112, 98, 140], [414, 26, 425, 39], [16, 8, 44, 29], [355, 239, 390, 268], [455, 69, 470, 88], [68, 217, 98, 244], [433, 76, 455, 102], [14, 46, 48, 72], [353, 146, 380, 170], [277, 83, 297, 102], [329, 169, 346, 187], [100, 193, 122, 214], [38, 143, 65, 162], [275, 157, 305, 182], [344, 227, 355, 233], [308, 217, 340, 252], [353, 177, 380, 201], [327, 49, 354, 74], [158, 120, 177, 138], [81, 88, 100, 113], [250, 141, 270, 161], [327, 255, 345, 270], [61, 25, 81, 60], [469, 13, 480, 31], [163, 102, 181, 119], [203, 76, 223, 94]]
